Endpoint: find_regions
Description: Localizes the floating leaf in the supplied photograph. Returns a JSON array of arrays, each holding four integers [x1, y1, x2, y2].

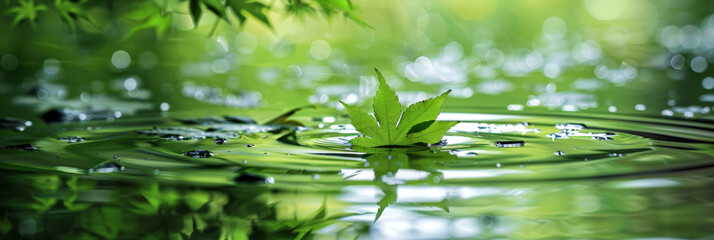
[[340, 69, 458, 147]]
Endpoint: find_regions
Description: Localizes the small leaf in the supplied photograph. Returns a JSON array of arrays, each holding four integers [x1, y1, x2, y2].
[[264, 105, 316, 126], [202, 0, 227, 19], [5, 0, 48, 28], [189, 0, 202, 26], [54, 0, 93, 33], [227, 0, 272, 28]]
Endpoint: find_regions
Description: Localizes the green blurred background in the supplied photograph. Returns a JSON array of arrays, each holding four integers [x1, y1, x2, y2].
[[1, 0, 713, 119]]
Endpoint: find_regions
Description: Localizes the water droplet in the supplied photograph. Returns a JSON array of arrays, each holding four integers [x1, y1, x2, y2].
[[0, 53, 19, 71], [670, 55, 685, 70], [0, 117, 32, 132], [542, 16, 567, 40], [242, 160, 248, 164], [312, 174, 320, 180], [635, 104, 646, 111], [153, 169, 160, 175], [211, 59, 230, 73], [554, 151, 565, 156], [113, 156, 120, 159], [703, 77, 714, 90], [18, 217, 36, 238], [691, 56, 708, 73], [90, 162, 124, 173], [213, 138, 227, 144], [496, 163, 501, 168], [485, 48, 505, 67], [111, 50, 131, 69], [59, 136, 85, 143], [124, 77, 138, 91], [235, 31, 258, 54], [1, 143, 37, 151], [543, 63, 561, 78], [310, 40, 332, 60], [507, 104, 524, 111], [160, 102, 170, 111], [246, 144, 254, 147], [494, 141, 525, 148], [183, 150, 214, 158]]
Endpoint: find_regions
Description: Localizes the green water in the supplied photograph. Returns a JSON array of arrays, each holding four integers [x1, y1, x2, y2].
[[2, 0, 714, 239], [1, 106, 713, 239]]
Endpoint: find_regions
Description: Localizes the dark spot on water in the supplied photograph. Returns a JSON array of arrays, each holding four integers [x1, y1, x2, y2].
[[246, 144, 254, 147], [263, 152, 268, 155], [234, 173, 272, 184], [1, 144, 37, 151], [495, 141, 526, 148], [430, 139, 448, 147], [41, 108, 120, 124], [59, 136, 85, 143], [184, 150, 214, 158], [175, 117, 225, 125], [224, 115, 257, 124], [592, 136, 613, 141], [479, 215, 496, 228], [214, 138, 227, 144], [652, 144, 700, 150], [0, 117, 32, 131]]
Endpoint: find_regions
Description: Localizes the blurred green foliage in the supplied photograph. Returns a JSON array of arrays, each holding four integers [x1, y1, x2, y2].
[[3, 0, 368, 38]]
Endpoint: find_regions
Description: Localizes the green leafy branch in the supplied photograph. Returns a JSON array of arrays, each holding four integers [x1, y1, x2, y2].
[[340, 69, 459, 147], [5, 0, 47, 28], [3, 0, 370, 39]]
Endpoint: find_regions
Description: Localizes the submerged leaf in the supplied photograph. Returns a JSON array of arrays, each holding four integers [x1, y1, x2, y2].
[[341, 69, 458, 147]]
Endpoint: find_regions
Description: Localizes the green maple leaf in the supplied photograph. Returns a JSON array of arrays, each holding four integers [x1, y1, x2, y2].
[[5, 0, 48, 28], [340, 68, 459, 147]]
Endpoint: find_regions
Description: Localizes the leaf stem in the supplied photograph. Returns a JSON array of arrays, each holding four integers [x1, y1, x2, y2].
[[161, 0, 168, 17], [208, 18, 220, 37]]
